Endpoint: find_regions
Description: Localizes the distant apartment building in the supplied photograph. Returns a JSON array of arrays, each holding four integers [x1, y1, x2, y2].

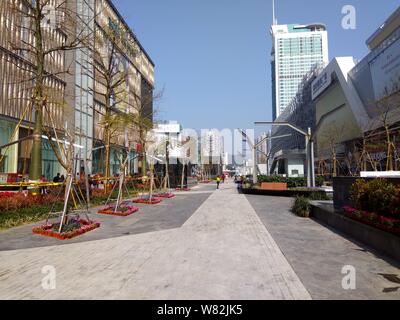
[[201, 130, 224, 176], [0, 0, 155, 179], [270, 23, 329, 120]]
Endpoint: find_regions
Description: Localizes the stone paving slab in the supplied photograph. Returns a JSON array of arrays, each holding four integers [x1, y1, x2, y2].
[[0, 186, 214, 251], [246, 195, 400, 300], [0, 183, 311, 300]]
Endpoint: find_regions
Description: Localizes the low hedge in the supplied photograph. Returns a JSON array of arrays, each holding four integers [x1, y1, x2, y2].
[[241, 187, 329, 200], [0, 188, 139, 231], [0, 203, 65, 231], [258, 175, 324, 188]]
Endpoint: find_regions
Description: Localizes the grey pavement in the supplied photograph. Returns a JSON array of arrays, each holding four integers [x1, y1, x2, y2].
[[0, 184, 214, 251], [247, 195, 400, 300], [0, 181, 399, 300], [0, 182, 311, 300]]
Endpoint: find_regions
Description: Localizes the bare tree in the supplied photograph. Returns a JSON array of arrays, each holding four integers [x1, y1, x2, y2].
[[3, 0, 91, 183], [373, 91, 400, 171], [319, 122, 346, 178], [91, 23, 140, 184]]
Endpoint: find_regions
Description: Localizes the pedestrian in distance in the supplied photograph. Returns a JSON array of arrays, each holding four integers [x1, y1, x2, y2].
[[53, 173, 61, 183], [40, 175, 48, 195], [216, 176, 221, 189]]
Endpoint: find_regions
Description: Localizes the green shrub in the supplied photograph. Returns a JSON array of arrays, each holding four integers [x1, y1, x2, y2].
[[258, 176, 324, 188], [316, 176, 325, 187], [291, 196, 311, 218], [307, 191, 330, 201], [350, 179, 399, 216]]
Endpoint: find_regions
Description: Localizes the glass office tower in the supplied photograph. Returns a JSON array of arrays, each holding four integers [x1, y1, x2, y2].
[[271, 24, 329, 120]]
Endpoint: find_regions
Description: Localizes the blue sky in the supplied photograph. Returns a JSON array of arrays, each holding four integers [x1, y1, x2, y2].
[[113, 0, 399, 132]]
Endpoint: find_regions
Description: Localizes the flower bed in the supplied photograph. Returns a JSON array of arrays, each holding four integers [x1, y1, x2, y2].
[[133, 197, 162, 205], [0, 193, 63, 213], [175, 188, 191, 192], [32, 219, 100, 240], [343, 206, 400, 236], [0, 192, 15, 198], [97, 205, 139, 216], [154, 192, 175, 199]]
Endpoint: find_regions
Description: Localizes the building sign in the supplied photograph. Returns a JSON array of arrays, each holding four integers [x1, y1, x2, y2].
[[312, 71, 331, 100], [370, 37, 400, 102], [153, 124, 181, 134]]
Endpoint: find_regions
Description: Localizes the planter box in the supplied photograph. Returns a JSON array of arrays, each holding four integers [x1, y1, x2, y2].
[[241, 188, 327, 199], [97, 206, 139, 216], [333, 177, 400, 212], [175, 188, 191, 192], [260, 182, 288, 191], [133, 197, 163, 205], [154, 193, 175, 199], [343, 207, 400, 236], [311, 202, 400, 262], [32, 219, 100, 240]]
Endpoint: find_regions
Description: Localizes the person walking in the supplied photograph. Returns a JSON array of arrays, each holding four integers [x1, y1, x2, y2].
[[40, 175, 48, 195], [216, 176, 221, 190], [53, 173, 61, 183]]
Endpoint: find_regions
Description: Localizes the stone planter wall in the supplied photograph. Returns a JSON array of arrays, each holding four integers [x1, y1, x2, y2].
[[333, 177, 400, 212]]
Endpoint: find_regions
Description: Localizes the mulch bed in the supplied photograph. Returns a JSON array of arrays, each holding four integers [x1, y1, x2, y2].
[[97, 206, 139, 216], [132, 197, 163, 205], [175, 188, 191, 192], [32, 219, 100, 240], [154, 193, 175, 199]]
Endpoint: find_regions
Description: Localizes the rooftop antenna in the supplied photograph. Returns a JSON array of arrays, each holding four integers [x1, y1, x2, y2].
[[272, 0, 277, 25]]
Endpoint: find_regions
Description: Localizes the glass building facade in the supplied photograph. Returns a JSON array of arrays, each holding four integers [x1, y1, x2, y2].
[[271, 24, 329, 120], [74, 0, 95, 173]]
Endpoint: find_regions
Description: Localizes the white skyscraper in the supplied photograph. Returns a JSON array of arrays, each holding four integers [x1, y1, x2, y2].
[[270, 22, 329, 120]]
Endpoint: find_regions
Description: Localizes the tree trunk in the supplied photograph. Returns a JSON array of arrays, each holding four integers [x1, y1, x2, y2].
[[333, 154, 337, 178], [149, 164, 154, 201], [29, 5, 45, 185], [181, 163, 186, 189], [104, 127, 111, 194], [164, 141, 170, 190], [386, 127, 393, 171]]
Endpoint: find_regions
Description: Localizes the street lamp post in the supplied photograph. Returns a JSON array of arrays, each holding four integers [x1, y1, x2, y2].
[[255, 122, 316, 188], [239, 130, 292, 185]]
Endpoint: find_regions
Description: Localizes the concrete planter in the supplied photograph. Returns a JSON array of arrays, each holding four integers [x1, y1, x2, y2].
[[241, 187, 328, 199], [133, 197, 163, 205], [154, 192, 175, 199], [32, 220, 100, 240], [97, 206, 139, 216]]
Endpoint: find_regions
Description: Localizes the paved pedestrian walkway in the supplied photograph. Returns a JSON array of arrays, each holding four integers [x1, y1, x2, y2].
[[0, 182, 311, 300], [247, 195, 400, 300]]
